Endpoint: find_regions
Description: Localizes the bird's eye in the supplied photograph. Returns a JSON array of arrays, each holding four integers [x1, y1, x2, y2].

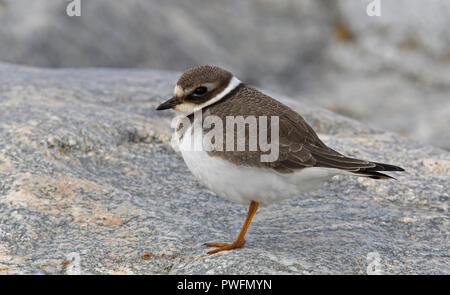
[[193, 86, 208, 95]]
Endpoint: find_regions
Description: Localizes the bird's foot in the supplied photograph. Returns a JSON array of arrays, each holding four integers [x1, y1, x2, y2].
[[204, 240, 245, 255]]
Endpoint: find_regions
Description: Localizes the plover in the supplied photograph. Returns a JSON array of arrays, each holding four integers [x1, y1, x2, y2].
[[156, 65, 404, 254]]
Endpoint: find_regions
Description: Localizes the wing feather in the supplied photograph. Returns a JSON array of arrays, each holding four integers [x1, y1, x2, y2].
[[203, 84, 404, 178]]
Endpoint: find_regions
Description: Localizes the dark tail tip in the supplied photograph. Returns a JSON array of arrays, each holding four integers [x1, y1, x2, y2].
[[371, 162, 405, 172], [353, 162, 404, 180]]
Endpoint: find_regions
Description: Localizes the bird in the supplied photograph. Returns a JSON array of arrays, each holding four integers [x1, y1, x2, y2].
[[156, 65, 404, 255]]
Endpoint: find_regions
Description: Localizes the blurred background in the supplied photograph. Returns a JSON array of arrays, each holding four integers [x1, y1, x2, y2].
[[0, 0, 449, 150]]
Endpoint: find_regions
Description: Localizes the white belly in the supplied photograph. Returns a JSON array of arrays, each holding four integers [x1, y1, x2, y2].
[[174, 125, 340, 205]]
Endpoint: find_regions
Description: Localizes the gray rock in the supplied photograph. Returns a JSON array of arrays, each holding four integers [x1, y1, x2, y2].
[[0, 63, 448, 274], [311, 0, 450, 151], [1, 0, 450, 150]]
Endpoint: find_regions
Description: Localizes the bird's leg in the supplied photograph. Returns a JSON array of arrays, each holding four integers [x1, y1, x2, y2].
[[205, 201, 259, 255]]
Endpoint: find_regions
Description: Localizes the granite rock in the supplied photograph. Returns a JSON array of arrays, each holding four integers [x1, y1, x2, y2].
[[0, 63, 448, 274], [0, 0, 450, 149]]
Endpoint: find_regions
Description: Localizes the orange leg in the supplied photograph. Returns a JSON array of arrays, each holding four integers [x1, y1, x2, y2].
[[205, 201, 259, 255]]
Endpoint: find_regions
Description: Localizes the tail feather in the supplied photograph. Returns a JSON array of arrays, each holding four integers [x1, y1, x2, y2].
[[304, 144, 404, 180], [353, 162, 405, 179]]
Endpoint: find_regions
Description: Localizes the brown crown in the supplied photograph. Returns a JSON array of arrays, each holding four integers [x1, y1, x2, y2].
[[177, 65, 233, 89]]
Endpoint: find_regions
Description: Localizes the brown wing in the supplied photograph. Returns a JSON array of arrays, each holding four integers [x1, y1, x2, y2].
[[270, 108, 377, 173], [203, 84, 404, 178]]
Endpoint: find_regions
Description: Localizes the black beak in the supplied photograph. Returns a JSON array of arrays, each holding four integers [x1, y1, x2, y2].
[[156, 97, 180, 110]]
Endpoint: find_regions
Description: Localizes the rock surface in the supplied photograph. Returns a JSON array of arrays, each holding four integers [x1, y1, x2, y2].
[[0, 63, 448, 274], [0, 0, 450, 150]]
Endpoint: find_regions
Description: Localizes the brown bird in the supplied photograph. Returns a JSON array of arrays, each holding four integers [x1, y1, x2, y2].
[[157, 65, 404, 254]]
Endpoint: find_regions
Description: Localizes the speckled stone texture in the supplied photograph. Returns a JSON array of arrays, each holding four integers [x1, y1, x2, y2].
[[1, 0, 450, 149], [0, 63, 448, 274], [0, 0, 450, 150]]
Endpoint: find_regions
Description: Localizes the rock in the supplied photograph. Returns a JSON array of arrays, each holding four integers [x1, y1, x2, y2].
[[0, 63, 448, 274], [1, 0, 449, 150], [309, 0, 450, 151]]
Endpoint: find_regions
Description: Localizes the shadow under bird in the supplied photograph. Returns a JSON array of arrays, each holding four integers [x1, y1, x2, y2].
[[156, 65, 404, 255]]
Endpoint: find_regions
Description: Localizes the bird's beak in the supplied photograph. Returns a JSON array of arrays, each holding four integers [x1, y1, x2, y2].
[[156, 97, 180, 110]]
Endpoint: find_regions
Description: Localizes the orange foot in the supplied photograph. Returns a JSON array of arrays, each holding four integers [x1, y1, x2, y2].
[[204, 201, 259, 255], [205, 240, 245, 255]]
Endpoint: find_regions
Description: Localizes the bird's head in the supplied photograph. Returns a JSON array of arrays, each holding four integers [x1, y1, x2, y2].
[[156, 65, 239, 115]]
